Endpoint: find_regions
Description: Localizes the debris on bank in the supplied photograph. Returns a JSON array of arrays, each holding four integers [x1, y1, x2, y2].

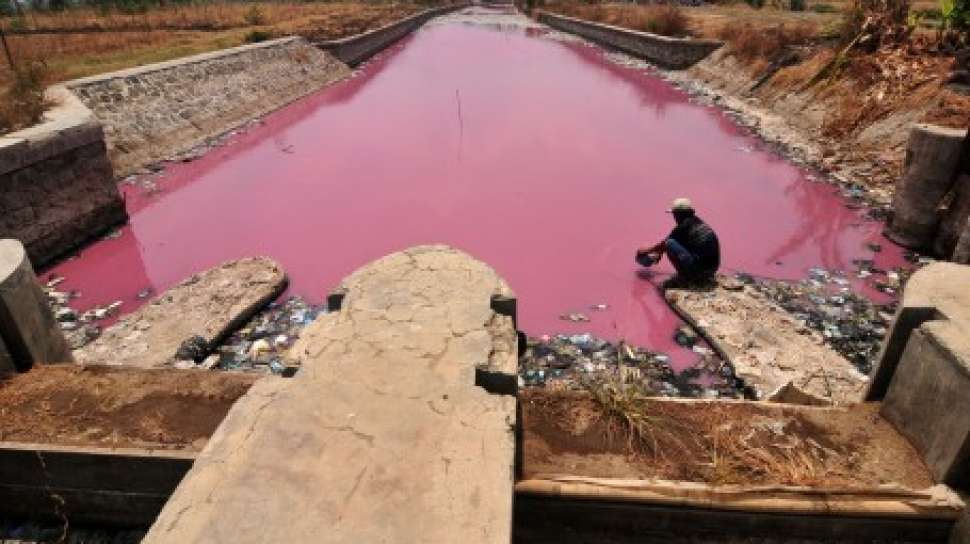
[[74, 258, 286, 368], [43, 275, 119, 350], [737, 255, 929, 376], [208, 296, 324, 374], [666, 277, 869, 405], [518, 333, 744, 399]]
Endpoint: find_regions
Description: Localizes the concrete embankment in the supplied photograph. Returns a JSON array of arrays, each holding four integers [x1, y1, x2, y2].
[[67, 38, 350, 176], [535, 11, 722, 69], [143, 246, 517, 543], [0, 89, 125, 267], [316, 3, 469, 66]]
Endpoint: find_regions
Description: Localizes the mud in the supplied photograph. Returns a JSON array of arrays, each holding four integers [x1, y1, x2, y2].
[[521, 389, 934, 489], [0, 366, 257, 450]]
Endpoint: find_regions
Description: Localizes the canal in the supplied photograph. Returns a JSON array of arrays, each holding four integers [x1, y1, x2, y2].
[[48, 7, 905, 368]]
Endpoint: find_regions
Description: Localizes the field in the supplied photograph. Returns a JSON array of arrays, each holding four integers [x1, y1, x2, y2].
[[0, 1, 430, 132]]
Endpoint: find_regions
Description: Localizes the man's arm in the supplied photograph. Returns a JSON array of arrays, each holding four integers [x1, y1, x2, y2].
[[637, 240, 666, 256]]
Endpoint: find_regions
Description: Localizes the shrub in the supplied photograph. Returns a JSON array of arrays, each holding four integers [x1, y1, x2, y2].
[[244, 29, 271, 43], [0, 61, 51, 134], [643, 5, 689, 37], [556, 3, 690, 37], [244, 4, 266, 26], [811, 2, 839, 12], [717, 22, 816, 62]]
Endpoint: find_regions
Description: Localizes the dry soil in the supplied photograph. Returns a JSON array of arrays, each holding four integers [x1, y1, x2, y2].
[[0, 365, 257, 450]]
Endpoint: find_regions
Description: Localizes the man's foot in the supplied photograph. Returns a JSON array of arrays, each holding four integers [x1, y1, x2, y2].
[[662, 273, 716, 290]]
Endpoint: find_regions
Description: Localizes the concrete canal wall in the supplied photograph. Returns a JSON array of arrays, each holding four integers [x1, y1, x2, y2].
[[0, 89, 125, 268], [68, 37, 350, 176], [316, 3, 469, 66], [535, 11, 722, 69]]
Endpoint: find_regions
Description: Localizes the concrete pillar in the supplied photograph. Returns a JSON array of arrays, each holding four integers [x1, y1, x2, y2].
[[0, 333, 15, 376], [937, 174, 970, 258], [954, 218, 970, 264], [0, 239, 72, 370], [953, 503, 970, 544], [886, 124, 966, 250]]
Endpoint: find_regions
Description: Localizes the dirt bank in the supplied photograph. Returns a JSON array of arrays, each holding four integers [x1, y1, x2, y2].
[[521, 389, 933, 489], [541, 3, 968, 210], [671, 23, 967, 211], [0, 365, 257, 450]]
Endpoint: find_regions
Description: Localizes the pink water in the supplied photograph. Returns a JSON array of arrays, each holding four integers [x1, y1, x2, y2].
[[46, 9, 907, 369]]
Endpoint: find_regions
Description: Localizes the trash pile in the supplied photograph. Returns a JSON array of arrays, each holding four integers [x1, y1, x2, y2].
[[519, 333, 744, 399], [196, 296, 324, 374], [43, 275, 123, 350], [734, 256, 927, 375]]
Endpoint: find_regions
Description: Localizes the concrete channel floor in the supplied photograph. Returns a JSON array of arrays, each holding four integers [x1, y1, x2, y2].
[[143, 246, 517, 543]]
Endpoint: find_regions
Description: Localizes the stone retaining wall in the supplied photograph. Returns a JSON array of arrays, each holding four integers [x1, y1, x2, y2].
[[536, 11, 722, 69], [0, 88, 125, 267], [68, 37, 350, 176], [315, 3, 468, 66]]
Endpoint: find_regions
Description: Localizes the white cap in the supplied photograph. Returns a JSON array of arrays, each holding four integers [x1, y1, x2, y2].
[[667, 197, 693, 213]]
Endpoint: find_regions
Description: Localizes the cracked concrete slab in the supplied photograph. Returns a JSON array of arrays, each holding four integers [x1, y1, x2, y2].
[[75, 257, 286, 368], [144, 246, 517, 543], [666, 280, 867, 405]]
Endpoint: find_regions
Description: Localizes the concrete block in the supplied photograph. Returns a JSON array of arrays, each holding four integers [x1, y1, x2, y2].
[[937, 173, 970, 258], [954, 218, 970, 264], [881, 321, 970, 487], [0, 239, 73, 369], [886, 124, 966, 250], [867, 262, 970, 400]]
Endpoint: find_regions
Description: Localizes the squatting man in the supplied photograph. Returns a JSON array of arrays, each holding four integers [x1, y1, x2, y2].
[[636, 198, 720, 288]]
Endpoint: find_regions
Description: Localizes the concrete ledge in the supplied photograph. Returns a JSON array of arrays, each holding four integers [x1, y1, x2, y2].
[[535, 11, 722, 69], [0, 88, 126, 267], [144, 246, 517, 543], [0, 87, 100, 177], [0, 442, 194, 526], [316, 3, 469, 66]]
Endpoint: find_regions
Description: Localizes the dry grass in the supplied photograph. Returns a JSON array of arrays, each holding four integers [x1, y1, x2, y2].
[[716, 20, 819, 62], [583, 383, 848, 487], [552, 2, 691, 37], [1, 2, 424, 33], [0, 61, 50, 134]]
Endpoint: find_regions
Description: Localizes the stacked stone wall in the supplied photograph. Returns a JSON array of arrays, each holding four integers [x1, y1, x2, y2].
[[68, 37, 350, 176], [316, 4, 469, 66], [536, 11, 722, 69], [0, 89, 125, 267]]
